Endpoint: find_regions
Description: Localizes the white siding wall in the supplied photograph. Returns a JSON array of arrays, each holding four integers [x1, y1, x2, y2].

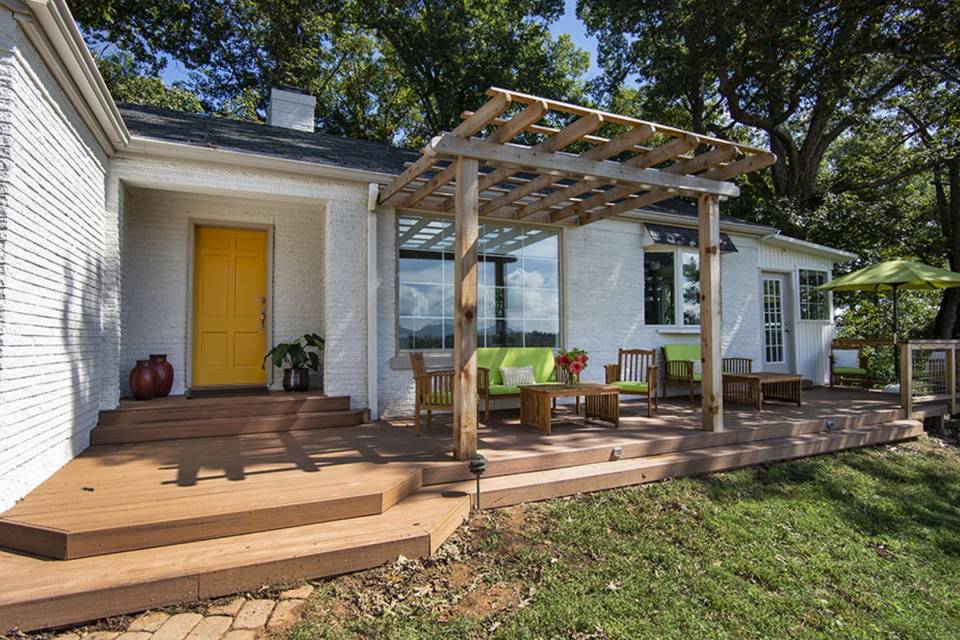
[[0, 13, 109, 509], [120, 188, 324, 396], [376, 214, 765, 416], [758, 242, 836, 383]]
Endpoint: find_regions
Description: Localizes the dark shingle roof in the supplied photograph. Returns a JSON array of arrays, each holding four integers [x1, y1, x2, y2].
[[117, 103, 765, 229], [118, 103, 420, 175]]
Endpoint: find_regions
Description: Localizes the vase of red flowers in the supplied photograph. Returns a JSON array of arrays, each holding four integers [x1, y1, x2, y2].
[[555, 348, 589, 386]]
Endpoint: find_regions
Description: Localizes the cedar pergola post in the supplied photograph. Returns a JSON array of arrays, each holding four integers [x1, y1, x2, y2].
[[453, 157, 479, 460], [698, 194, 723, 431]]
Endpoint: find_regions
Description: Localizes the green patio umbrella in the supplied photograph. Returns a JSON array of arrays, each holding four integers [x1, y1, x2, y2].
[[818, 260, 960, 380], [818, 259, 960, 343]]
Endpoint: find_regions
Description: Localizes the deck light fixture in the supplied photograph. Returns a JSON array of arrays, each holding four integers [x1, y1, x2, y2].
[[468, 453, 487, 510], [611, 446, 623, 460]]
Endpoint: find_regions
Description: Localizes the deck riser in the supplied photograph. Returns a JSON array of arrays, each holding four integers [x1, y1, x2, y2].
[[422, 407, 907, 485], [0, 472, 422, 559], [98, 396, 353, 426], [464, 422, 922, 509], [90, 410, 369, 445]]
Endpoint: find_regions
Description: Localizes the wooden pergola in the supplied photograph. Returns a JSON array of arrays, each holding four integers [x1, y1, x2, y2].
[[379, 87, 777, 461]]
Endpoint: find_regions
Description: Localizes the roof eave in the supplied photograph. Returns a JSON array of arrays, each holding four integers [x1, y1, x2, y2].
[[15, 0, 130, 153], [121, 135, 399, 185], [762, 232, 858, 262], [617, 209, 778, 237]]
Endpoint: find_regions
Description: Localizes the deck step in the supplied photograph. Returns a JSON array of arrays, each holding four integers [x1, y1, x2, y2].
[[0, 490, 471, 633], [98, 393, 352, 426], [439, 419, 924, 509], [0, 462, 421, 559], [90, 409, 369, 444]]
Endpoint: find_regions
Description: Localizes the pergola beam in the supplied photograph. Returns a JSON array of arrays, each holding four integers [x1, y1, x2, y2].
[[428, 134, 741, 200]]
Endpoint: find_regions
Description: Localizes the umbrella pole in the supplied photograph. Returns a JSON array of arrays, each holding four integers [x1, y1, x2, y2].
[[893, 284, 900, 383]]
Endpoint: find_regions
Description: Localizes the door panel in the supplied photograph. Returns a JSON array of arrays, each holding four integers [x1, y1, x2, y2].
[[193, 226, 268, 386], [761, 273, 795, 374]]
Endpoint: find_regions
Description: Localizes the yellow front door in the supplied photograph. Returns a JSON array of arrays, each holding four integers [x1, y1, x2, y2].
[[192, 226, 268, 386]]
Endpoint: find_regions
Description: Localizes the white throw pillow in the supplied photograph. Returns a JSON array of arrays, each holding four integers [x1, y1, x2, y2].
[[833, 349, 860, 369], [501, 365, 536, 386]]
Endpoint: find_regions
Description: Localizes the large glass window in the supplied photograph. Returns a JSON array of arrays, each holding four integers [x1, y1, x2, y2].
[[398, 215, 560, 349], [644, 250, 700, 326], [799, 269, 829, 320]]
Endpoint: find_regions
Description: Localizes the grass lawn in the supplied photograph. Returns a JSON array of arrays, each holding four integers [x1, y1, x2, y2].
[[288, 436, 960, 639]]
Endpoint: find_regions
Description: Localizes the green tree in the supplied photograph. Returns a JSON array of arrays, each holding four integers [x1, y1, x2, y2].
[[70, 0, 589, 145], [95, 52, 203, 113]]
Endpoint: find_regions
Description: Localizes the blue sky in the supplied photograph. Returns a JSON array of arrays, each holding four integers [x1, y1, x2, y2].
[[160, 0, 601, 85]]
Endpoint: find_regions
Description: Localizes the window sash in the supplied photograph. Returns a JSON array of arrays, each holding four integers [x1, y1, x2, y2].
[[644, 249, 702, 327], [799, 269, 830, 320], [397, 215, 560, 350]]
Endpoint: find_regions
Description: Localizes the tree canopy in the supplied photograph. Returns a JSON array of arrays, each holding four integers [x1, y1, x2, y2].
[[73, 0, 960, 337]]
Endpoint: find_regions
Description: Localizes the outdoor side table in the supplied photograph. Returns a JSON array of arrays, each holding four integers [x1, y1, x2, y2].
[[519, 383, 620, 435], [723, 372, 803, 410]]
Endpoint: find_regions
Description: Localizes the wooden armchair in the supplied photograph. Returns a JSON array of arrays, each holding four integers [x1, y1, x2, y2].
[[605, 348, 658, 417], [662, 344, 753, 400], [410, 352, 454, 435]]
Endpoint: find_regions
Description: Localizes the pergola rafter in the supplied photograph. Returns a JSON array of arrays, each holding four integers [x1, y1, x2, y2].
[[378, 88, 777, 461]]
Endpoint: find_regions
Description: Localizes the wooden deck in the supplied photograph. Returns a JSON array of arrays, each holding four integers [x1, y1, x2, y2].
[[0, 388, 939, 631]]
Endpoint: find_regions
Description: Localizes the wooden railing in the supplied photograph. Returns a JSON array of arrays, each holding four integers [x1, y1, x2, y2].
[[900, 339, 959, 418]]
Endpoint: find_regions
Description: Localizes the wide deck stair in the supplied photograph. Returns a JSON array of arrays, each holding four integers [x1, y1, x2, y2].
[[91, 393, 369, 444], [0, 392, 931, 632]]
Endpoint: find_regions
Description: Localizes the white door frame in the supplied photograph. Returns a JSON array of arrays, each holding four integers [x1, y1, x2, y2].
[[759, 270, 797, 374]]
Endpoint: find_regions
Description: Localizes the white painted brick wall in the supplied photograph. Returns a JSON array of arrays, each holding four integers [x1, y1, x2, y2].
[[110, 157, 370, 407], [0, 14, 109, 510], [120, 188, 324, 396]]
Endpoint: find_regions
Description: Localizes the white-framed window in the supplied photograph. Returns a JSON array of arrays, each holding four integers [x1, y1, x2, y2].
[[643, 249, 701, 327], [397, 214, 560, 350], [798, 269, 830, 320]]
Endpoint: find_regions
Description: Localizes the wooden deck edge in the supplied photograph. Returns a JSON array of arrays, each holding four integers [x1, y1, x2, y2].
[[422, 407, 909, 485], [438, 420, 923, 510], [0, 494, 470, 633], [4, 469, 423, 560]]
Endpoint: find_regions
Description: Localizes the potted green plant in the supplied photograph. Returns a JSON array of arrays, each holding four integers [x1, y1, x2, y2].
[[264, 333, 325, 392]]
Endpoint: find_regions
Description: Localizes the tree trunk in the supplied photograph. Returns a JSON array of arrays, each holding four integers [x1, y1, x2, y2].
[[933, 157, 960, 337]]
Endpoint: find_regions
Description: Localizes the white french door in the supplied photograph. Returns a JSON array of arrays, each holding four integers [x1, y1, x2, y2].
[[761, 273, 795, 373]]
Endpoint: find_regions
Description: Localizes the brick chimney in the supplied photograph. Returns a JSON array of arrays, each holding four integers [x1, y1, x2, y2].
[[267, 87, 316, 132]]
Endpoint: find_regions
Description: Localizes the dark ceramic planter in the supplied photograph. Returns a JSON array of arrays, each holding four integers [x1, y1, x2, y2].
[[283, 368, 310, 392], [129, 359, 158, 400], [149, 354, 174, 397]]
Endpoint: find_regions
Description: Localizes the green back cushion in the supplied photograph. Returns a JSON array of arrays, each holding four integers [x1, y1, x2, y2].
[[664, 343, 700, 362], [477, 347, 556, 385]]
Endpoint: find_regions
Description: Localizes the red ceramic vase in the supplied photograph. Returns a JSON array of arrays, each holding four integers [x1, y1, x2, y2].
[[149, 354, 174, 397], [129, 359, 158, 400]]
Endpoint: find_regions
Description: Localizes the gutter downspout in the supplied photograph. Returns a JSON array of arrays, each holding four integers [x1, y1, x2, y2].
[[366, 183, 380, 420]]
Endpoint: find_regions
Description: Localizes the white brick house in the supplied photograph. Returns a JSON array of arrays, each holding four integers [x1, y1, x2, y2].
[[0, 0, 854, 510]]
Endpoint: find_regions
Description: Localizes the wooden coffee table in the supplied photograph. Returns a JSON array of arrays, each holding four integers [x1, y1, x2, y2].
[[519, 383, 620, 434], [723, 371, 803, 410]]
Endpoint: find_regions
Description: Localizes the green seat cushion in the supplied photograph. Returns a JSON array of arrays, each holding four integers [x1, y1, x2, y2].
[[692, 373, 701, 382], [834, 366, 867, 376], [612, 380, 649, 393], [664, 343, 701, 363], [489, 384, 522, 396], [477, 347, 556, 385]]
